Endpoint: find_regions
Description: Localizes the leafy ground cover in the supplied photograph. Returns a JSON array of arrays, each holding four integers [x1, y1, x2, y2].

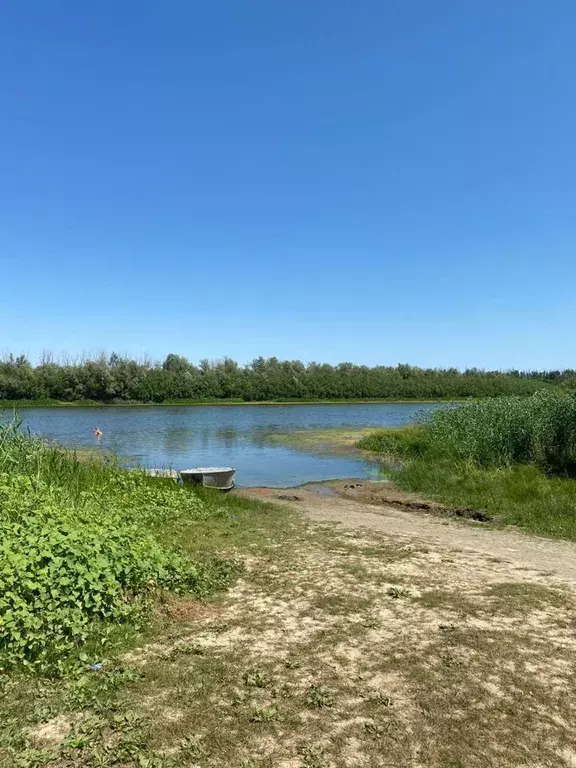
[[0, 422, 236, 673]]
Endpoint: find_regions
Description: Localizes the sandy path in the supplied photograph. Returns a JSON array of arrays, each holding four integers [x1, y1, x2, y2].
[[241, 486, 576, 583], [66, 485, 576, 767]]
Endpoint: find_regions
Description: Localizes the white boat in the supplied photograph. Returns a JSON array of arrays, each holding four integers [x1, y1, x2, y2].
[[179, 466, 235, 491]]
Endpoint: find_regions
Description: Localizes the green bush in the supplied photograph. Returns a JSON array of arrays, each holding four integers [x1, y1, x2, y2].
[[0, 424, 236, 671]]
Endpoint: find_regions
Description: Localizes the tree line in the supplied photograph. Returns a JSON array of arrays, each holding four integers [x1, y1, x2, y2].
[[0, 353, 575, 403]]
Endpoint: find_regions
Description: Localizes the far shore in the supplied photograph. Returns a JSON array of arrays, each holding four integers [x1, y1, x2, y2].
[[0, 397, 459, 409]]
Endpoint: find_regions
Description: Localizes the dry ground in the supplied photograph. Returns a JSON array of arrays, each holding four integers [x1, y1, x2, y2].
[[13, 489, 576, 768]]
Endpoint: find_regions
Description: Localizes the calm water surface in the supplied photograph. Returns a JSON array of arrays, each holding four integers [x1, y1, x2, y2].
[[11, 404, 445, 487]]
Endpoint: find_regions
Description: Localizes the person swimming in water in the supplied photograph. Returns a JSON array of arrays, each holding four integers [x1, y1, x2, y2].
[[94, 427, 103, 439]]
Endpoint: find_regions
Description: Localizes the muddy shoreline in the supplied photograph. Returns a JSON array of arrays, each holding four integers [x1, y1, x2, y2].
[[237, 477, 494, 524]]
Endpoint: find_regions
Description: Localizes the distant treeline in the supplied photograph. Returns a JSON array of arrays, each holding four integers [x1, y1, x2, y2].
[[1, 354, 575, 403]]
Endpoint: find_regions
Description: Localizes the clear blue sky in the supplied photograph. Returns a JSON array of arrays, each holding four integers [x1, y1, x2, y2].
[[1, 1, 575, 370]]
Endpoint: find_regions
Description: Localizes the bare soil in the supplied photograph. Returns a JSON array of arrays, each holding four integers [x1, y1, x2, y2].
[[134, 486, 576, 766], [240, 480, 576, 583]]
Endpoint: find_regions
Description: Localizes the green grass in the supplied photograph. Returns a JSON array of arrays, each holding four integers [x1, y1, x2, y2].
[[267, 427, 375, 456], [421, 390, 576, 473], [360, 391, 576, 472], [358, 392, 576, 541], [397, 459, 576, 539], [0, 431, 304, 766], [357, 425, 429, 457]]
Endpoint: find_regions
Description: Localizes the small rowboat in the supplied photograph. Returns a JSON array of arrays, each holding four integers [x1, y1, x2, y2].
[[179, 467, 236, 491]]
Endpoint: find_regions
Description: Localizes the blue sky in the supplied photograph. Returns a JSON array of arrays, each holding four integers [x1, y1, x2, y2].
[[1, 1, 575, 369]]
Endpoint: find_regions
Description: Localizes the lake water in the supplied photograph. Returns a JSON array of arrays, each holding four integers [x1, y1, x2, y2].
[[9, 403, 445, 487]]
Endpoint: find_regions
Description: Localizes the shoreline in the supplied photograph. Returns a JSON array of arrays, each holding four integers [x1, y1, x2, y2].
[[0, 397, 459, 409]]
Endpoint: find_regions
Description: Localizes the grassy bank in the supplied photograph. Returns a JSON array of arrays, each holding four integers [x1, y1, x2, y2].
[[0, 434, 310, 765], [358, 391, 576, 540], [0, 424, 243, 673], [0, 422, 302, 763], [0, 397, 459, 409]]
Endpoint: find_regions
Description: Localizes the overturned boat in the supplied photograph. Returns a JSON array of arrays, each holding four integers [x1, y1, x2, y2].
[[179, 466, 235, 491]]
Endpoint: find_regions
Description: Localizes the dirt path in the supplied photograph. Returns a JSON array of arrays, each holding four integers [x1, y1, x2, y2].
[[129, 491, 576, 766], [20, 487, 576, 767], [241, 484, 576, 583]]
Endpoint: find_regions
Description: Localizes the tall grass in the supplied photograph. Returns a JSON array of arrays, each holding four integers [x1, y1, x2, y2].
[[358, 391, 576, 540], [0, 418, 120, 499], [423, 391, 576, 473], [360, 391, 576, 474], [357, 426, 429, 457], [397, 460, 576, 540]]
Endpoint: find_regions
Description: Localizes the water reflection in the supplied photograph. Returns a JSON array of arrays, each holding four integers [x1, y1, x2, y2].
[[213, 427, 242, 449], [159, 426, 196, 455]]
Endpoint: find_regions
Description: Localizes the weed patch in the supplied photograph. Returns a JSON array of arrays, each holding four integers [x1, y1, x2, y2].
[[305, 685, 334, 709]]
